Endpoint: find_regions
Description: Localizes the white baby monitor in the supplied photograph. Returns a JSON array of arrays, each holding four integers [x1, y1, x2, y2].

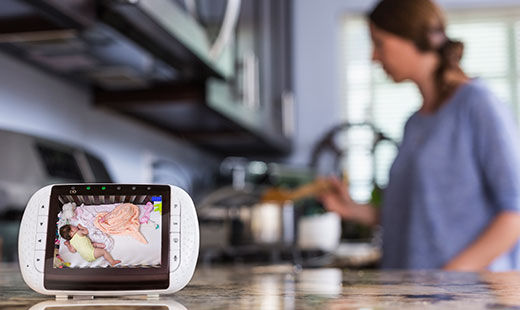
[[18, 184, 199, 298]]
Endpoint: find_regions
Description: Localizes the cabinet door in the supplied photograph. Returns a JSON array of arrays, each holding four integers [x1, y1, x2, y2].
[[259, 0, 293, 138], [234, 0, 293, 139], [187, 0, 294, 154]]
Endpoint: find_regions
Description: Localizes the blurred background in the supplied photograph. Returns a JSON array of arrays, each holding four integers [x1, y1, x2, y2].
[[0, 0, 520, 268]]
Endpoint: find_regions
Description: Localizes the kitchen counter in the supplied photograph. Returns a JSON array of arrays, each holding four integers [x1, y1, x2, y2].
[[2, 263, 520, 309]]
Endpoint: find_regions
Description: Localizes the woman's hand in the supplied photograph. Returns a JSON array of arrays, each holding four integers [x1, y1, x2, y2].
[[442, 212, 520, 271], [443, 258, 478, 272], [319, 177, 379, 226], [319, 177, 356, 219]]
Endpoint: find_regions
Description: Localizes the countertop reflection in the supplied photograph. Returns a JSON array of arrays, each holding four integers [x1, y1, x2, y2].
[[2, 263, 520, 309]]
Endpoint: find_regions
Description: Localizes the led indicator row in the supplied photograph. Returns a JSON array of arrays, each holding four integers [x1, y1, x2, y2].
[[86, 186, 106, 190], [84, 186, 149, 190]]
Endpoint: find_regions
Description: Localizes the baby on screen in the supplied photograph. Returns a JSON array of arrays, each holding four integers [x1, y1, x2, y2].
[[59, 224, 121, 266]]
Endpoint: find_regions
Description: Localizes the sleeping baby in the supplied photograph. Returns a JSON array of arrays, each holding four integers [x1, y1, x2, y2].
[[59, 224, 121, 266]]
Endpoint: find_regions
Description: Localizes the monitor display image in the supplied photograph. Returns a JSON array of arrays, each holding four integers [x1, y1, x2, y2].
[[53, 194, 163, 269]]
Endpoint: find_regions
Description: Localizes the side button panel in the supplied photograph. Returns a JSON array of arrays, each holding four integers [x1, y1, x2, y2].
[[170, 232, 180, 272], [171, 216, 180, 233], [35, 233, 46, 250], [170, 232, 180, 250], [171, 200, 180, 216], [170, 250, 180, 272], [34, 250, 45, 273], [36, 216, 48, 233], [38, 201, 49, 216]]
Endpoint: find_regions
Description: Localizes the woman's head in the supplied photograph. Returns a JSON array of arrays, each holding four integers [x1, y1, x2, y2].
[[368, 23, 429, 83], [368, 0, 466, 106]]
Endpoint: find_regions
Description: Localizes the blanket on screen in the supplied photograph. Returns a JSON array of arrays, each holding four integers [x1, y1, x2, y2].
[[94, 203, 147, 244]]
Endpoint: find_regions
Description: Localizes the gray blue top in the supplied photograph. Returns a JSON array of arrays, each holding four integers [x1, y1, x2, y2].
[[381, 79, 520, 271]]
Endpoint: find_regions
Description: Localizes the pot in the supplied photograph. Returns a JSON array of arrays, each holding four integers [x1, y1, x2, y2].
[[229, 201, 295, 246], [250, 201, 295, 245]]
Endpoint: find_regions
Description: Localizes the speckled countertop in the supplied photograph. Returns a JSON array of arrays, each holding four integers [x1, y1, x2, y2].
[[2, 263, 520, 309]]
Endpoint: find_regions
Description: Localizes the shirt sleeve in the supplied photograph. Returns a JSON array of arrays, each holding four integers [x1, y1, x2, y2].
[[469, 85, 520, 212]]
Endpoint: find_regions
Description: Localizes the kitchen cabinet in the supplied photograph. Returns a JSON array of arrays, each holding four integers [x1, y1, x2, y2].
[[232, 0, 294, 153], [97, 0, 293, 156], [0, 0, 293, 156]]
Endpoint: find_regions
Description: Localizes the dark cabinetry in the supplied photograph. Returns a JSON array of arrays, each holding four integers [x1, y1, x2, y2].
[[97, 0, 293, 156], [0, 0, 293, 156], [232, 0, 294, 153]]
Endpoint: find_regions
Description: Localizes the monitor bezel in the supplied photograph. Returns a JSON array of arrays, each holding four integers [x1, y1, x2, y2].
[[43, 184, 171, 291]]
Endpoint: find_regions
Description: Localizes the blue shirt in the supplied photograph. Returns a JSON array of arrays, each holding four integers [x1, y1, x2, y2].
[[382, 79, 520, 271]]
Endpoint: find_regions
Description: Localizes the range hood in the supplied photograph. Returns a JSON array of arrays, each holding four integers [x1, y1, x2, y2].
[[99, 0, 237, 80], [0, 0, 292, 156], [0, 0, 234, 90]]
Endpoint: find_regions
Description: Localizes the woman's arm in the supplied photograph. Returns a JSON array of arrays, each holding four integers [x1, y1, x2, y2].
[[320, 177, 380, 227], [446, 86, 520, 271], [443, 211, 520, 271]]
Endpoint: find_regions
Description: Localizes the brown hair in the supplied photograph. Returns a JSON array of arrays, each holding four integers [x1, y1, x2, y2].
[[59, 225, 72, 240], [368, 0, 466, 110]]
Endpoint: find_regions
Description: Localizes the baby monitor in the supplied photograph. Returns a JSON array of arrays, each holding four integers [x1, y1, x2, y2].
[[18, 184, 199, 298]]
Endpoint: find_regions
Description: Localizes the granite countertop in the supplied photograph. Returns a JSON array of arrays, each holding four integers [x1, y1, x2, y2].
[[2, 263, 520, 309]]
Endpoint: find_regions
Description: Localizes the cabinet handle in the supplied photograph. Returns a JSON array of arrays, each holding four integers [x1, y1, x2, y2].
[[242, 52, 260, 109], [282, 91, 295, 137], [209, 0, 242, 60]]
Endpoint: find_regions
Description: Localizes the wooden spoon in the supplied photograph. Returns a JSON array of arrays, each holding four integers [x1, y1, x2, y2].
[[260, 179, 332, 203]]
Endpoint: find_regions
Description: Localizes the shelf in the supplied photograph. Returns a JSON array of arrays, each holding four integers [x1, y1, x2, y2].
[[95, 79, 292, 156]]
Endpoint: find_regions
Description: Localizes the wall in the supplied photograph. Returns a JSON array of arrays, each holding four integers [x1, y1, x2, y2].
[[0, 51, 218, 185], [290, 0, 520, 165]]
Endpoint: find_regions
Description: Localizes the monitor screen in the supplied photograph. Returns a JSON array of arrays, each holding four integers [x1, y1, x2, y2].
[[43, 185, 171, 291]]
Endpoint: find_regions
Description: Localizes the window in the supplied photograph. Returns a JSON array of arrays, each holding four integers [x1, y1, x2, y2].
[[341, 9, 520, 202]]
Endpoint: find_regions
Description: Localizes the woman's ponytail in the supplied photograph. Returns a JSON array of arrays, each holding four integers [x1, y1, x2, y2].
[[434, 39, 465, 109], [439, 39, 464, 68]]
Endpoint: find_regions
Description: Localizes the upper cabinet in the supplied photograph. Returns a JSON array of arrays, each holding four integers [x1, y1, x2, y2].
[[0, 0, 293, 156], [97, 0, 236, 80], [231, 0, 294, 152]]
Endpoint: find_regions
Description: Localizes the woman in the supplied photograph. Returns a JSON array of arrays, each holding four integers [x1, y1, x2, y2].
[[322, 0, 520, 271]]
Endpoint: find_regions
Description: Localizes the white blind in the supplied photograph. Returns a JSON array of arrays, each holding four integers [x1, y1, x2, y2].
[[341, 10, 520, 202]]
